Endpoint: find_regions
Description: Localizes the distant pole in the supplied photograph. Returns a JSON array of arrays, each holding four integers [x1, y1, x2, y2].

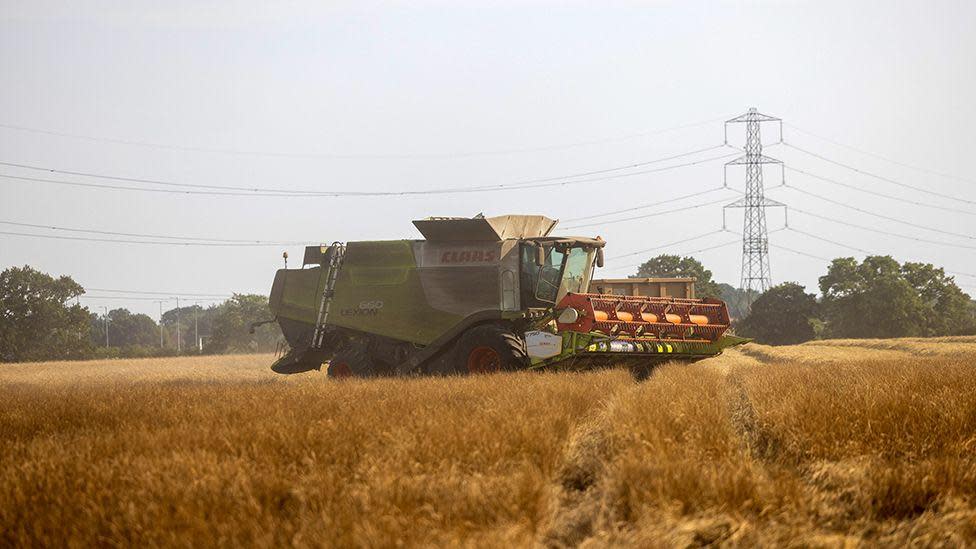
[[176, 296, 182, 354], [101, 305, 109, 347]]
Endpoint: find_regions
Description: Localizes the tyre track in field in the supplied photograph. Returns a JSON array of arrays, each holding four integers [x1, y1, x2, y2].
[[540, 354, 768, 547], [538, 378, 637, 548], [722, 350, 872, 537], [726, 371, 785, 464]]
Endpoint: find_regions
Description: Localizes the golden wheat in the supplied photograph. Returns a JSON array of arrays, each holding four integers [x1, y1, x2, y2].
[[2, 339, 975, 547]]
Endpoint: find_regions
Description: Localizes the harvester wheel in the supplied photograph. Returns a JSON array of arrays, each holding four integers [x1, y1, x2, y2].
[[328, 346, 378, 378], [454, 324, 528, 375]]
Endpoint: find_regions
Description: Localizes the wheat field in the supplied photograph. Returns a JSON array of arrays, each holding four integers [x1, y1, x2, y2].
[[2, 338, 976, 547]]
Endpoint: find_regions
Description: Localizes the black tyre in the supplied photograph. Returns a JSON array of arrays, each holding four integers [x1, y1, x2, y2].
[[328, 346, 379, 378], [453, 324, 528, 375]]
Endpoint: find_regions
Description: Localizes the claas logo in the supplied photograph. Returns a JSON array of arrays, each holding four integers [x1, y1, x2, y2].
[[440, 250, 497, 263]]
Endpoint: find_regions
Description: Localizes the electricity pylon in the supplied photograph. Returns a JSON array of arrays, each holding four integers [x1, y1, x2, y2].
[[723, 108, 785, 308]]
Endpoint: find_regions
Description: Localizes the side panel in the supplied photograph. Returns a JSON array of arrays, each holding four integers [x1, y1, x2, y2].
[[327, 240, 519, 345], [324, 241, 473, 345], [415, 244, 495, 316]]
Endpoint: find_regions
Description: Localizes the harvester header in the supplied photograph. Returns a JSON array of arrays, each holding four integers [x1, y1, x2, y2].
[[263, 214, 746, 378]]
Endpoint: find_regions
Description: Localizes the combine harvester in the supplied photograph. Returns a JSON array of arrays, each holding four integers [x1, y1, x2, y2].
[[262, 215, 746, 378]]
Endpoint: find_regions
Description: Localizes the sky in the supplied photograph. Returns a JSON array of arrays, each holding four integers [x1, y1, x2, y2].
[[1, 0, 974, 319]]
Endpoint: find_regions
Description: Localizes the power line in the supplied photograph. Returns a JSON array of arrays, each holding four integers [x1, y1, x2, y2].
[[0, 149, 737, 197], [605, 229, 727, 261], [0, 116, 727, 160], [2, 147, 724, 194], [0, 158, 316, 194], [562, 186, 732, 223], [776, 228, 976, 281], [504, 145, 727, 187], [785, 123, 976, 186], [787, 207, 976, 250], [0, 172, 329, 197], [0, 230, 315, 247], [780, 185, 975, 241], [84, 287, 233, 298], [602, 238, 743, 272], [535, 146, 736, 194], [785, 165, 976, 216], [560, 196, 733, 230], [767, 242, 830, 262], [79, 295, 228, 302], [0, 220, 316, 245], [787, 227, 872, 255], [783, 142, 976, 205], [3, 189, 733, 248]]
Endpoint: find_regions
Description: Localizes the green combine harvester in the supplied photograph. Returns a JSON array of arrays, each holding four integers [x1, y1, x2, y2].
[[263, 215, 746, 378]]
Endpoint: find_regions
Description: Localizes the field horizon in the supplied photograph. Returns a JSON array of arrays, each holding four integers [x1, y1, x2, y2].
[[2, 337, 975, 547]]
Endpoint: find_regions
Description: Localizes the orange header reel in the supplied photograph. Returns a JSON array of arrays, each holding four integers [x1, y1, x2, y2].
[[555, 293, 731, 342]]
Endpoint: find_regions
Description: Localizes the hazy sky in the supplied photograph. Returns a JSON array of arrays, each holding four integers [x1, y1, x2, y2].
[[1, 0, 974, 318]]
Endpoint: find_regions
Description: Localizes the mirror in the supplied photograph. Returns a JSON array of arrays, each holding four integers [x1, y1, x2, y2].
[[595, 247, 604, 268], [535, 244, 546, 266]]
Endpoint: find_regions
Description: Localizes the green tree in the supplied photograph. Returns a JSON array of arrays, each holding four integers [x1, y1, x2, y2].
[[737, 282, 820, 345], [901, 262, 974, 336], [206, 294, 281, 353], [633, 254, 721, 298], [716, 283, 759, 320], [89, 308, 159, 348], [819, 256, 974, 338], [0, 266, 92, 362]]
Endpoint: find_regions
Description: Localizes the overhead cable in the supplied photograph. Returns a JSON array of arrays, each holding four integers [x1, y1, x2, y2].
[[785, 166, 976, 216], [779, 228, 976, 281], [781, 186, 974, 241], [786, 227, 872, 255], [605, 229, 727, 261], [767, 242, 830, 262], [0, 149, 737, 197], [0, 116, 727, 159], [83, 287, 233, 298], [560, 196, 732, 230], [0, 220, 315, 245], [79, 295, 228, 301], [0, 230, 315, 247], [785, 123, 976, 186], [0, 145, 722, 194], [786, 208, 976, 250], [601, 238, 743, 272], [783, 142, 976, 205], [562, 186, 734, 223]]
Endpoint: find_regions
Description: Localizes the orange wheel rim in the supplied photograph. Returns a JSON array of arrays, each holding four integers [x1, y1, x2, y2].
[[467, 346, 501, 374], [329, 361, 353, 378]]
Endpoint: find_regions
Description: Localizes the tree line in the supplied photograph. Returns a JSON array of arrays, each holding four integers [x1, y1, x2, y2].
[[635, 254, 976, 345], [0, 266, 282, 363], [3, 254, 974, 362]]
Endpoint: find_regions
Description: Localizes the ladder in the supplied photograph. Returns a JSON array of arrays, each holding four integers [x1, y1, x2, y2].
[[312, 242, 345, 348]]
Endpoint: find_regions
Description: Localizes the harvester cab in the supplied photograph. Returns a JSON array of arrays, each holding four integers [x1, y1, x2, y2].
[[265, 214, 746, 378]]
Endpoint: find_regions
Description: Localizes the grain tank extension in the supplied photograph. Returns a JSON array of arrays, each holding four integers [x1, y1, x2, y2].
[[265, 215, 747, 377]]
